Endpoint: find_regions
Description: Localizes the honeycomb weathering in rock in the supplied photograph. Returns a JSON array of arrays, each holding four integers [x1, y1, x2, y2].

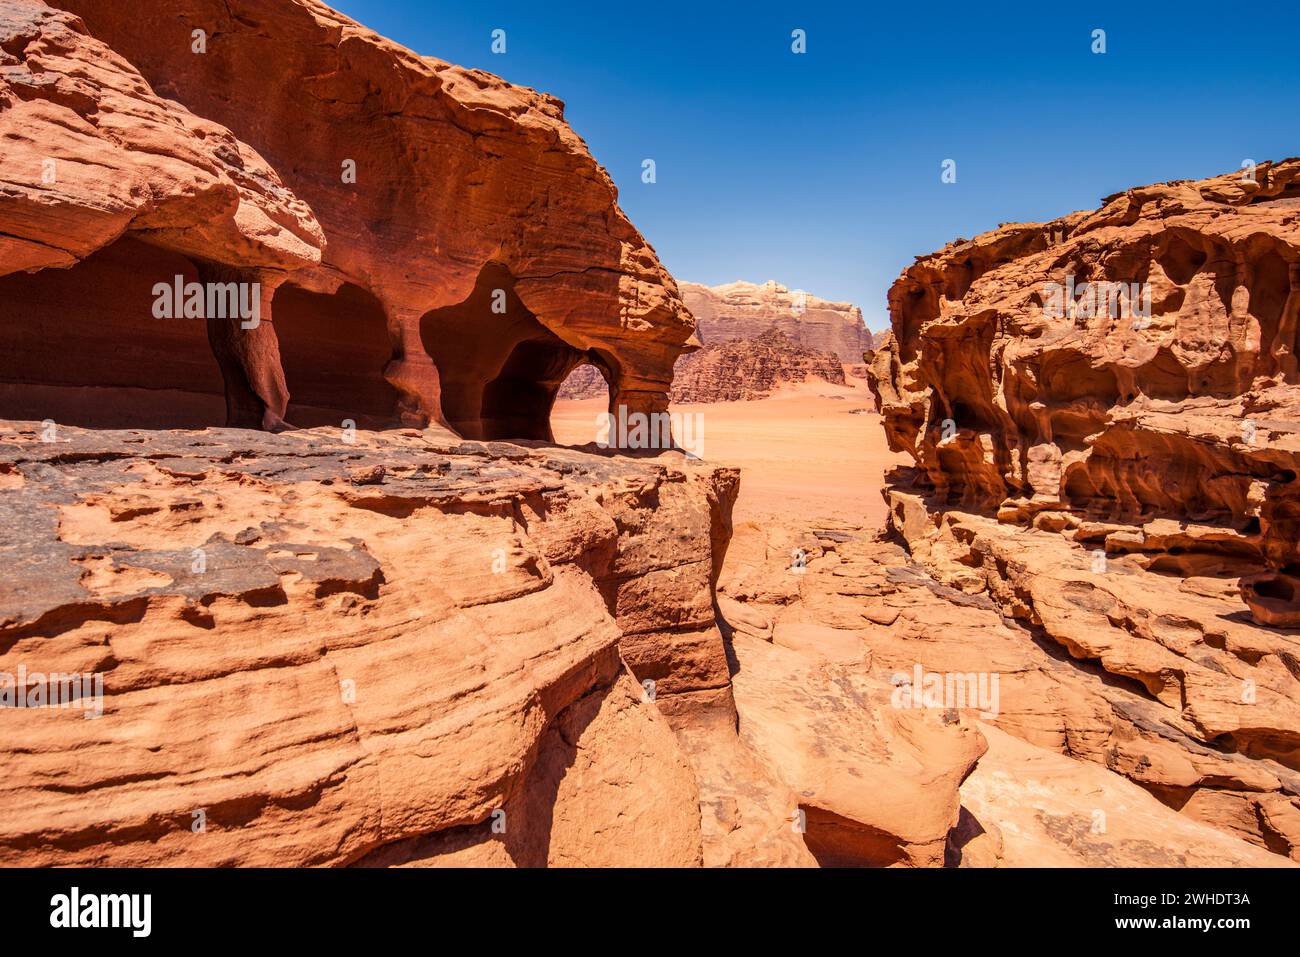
[[868, 158, 1300, 614], [1, 0, 696, 437], [866, 159, 1300, 855]]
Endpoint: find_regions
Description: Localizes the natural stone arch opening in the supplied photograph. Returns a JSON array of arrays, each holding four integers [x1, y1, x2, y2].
[[550, 358, 618, 447], [0, 236, 226, 429], [419, 262, 590, 441], [273, 282, 401, 429]]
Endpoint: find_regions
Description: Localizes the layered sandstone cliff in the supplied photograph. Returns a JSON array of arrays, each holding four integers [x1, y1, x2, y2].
[[557, 325, 849, 403], [671, 327, 845, 403], [2, 0, 697, 439], [682, 280, 871, 362], [868, 158, 1300, 858]]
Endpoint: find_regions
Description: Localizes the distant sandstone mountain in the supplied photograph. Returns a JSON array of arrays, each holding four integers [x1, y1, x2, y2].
[[680, 279, 872, 362], [558, 279, 872, 399], [671, 327, 845, 403], [555, 363, 608, 399], [557, 327, 845, 403]]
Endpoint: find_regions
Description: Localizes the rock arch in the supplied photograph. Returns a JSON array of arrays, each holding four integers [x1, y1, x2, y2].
[[419, 262, 591, 441]]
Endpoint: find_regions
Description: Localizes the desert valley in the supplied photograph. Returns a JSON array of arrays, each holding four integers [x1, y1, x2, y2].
[[1, 0, 1299, 908]]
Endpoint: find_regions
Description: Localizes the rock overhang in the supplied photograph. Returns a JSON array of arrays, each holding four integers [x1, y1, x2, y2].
[[2, 0, 697, 440]]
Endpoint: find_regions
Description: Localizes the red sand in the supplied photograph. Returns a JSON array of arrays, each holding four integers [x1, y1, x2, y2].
[[550, 374, 907, 527]]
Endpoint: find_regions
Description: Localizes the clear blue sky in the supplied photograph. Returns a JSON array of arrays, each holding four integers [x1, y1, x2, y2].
[[331, 0, 1299, 331]]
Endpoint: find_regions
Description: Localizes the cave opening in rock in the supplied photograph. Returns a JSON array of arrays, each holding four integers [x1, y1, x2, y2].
[[1247, 246, 1293, 377], [419, 262, 592, 441], [273, 282, 401, 429], [0, 236, 226, 429], [1156, 234, 1208, 286]]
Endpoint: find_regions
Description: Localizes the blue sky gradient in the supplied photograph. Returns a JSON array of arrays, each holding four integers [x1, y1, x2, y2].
[[331, 0, 1300, 330]]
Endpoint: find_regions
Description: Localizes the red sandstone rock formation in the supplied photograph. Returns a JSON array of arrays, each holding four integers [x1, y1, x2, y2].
[[3, 0, 697, 438], [0, 422, 742, 865], [868, 158, 1300, 859], [682, 279, 871, 363], [0, 0, 325, 431], [718, 520, 1294, 866], [670, 327, 846, 403], [12, 0, 1291, 872]]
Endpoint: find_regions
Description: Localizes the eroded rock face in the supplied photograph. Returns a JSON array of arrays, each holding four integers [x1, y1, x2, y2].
[[729, 630, 985, 866], [682, 280, 871, 363], [717, 519, 1299, 866], [0, 1, 322, 277], [868, 159, 1300, 858], [0, 420, 745, 865], [959, 724, 1290, 868], [5, 0, 696, 438], [670, 327, 845, 403]]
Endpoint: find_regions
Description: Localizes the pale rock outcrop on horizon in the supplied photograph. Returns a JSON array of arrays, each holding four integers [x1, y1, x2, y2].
[[682, 279, 872, 362], [557, 278, 870, 400], [671, 327, 846, 403]]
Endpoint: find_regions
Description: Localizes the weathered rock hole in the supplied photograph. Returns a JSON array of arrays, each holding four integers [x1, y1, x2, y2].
[[420, 262, 588, 441], [550, 359, 615, 446], [1253, 576, 1295, 601], [1134, 347, 1190, 400], [1156, 235, 1206, 285], [1247, 248, 1291, 369]]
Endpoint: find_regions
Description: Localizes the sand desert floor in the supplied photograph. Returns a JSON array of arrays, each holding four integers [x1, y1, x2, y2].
[[553, 377, 1300, 868], [551, 373, 906, 528]]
